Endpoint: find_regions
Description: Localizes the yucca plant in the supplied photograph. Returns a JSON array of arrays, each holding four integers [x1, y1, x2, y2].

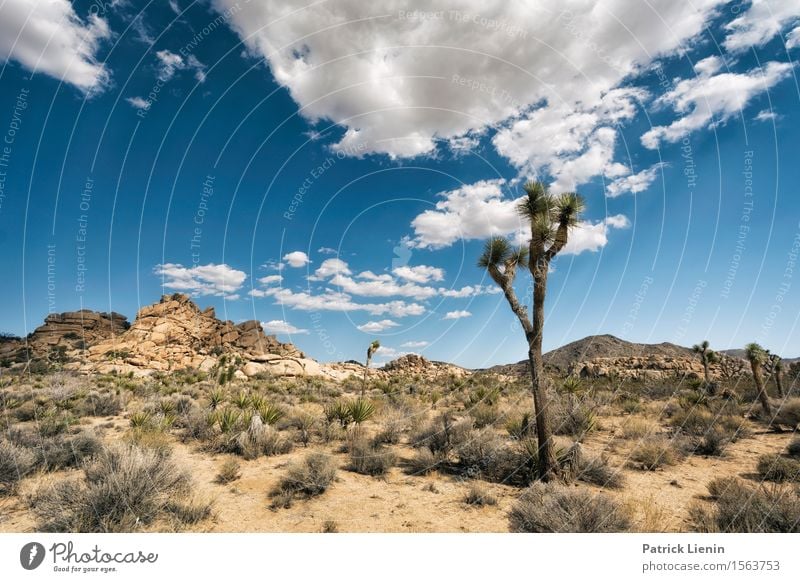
[[325, 400, 353, 428], [256, 402, 285, 426], [159, 399, 176, 415], [561, 377, 583, 394], [129, 411, 152, 429], [249, 393, 266, 411], [233, 391, 251, 410], [217, 408, 241, 434], [208, 388, 225, 410], [347, 398, 375, 425]]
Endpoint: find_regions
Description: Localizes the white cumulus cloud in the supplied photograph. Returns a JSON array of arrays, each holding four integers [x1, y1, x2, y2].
[[392, 265, 445, 283], [262, 320, 308, 335], [401, 340, 429, 348], [213, 0, 725, 162], [642, 61, 794, 149], [357, 319, 400, 332], [283, 251, 310, 268], [606, 164, 665, 198], [723, 0, 800, 52], [0, 0, 111, 93], [444, 310, 472, 320], [155, 263, 247, 297]]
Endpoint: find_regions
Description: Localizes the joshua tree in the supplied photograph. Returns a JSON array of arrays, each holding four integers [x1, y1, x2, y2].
[[745, 342, 772, 417], [362, 340, 380, 397], [767, 353, 785, 398], [479, 181, 584, 481], [692, 340, 718, 393]]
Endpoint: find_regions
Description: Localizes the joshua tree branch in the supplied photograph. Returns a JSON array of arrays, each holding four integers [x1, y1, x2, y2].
[[488, 264, 533, 335], [544, 221, 570, 262]]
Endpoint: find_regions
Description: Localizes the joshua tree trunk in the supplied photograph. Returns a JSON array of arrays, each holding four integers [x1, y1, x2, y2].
[[775, 367, 784, 398], [751, 361, 772, 417], [529, 269, 557, 481], [702, 359, 710, 386]]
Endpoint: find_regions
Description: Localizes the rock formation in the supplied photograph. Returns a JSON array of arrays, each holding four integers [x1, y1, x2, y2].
[[71, 293, 310, 377], [0, 310, 128, 364], [569, 355, 719, 381], [382, 353, 470, 378]]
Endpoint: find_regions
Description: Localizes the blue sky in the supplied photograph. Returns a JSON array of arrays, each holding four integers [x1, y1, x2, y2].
[[1, 0, 799, 366]]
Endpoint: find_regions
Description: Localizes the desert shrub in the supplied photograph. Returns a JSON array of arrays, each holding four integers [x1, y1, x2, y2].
[[31, 444, 201, 532], [456, 428, 508, 478], [373, 412, 405, 445], [7, 429, 102, 471], [756, 455, 800, 483], [216, 458, 241, 484], [406, 448, 441, 476], [506, 412, 534, 440], [463, 482, 497, 506], [271, 453, 337, 508], [787, 439, 800, 458], [509, 483, 631, 532], [619, 418, 657, 440], [36, 407, 76, 437], [182, 410, 216, 442], [288, 412, 316, 447], [629, 437, 681, 470], [76, 391, 122, 417], [165, 498, 212, 525], [691, 477, 800, 532], [232, 414, 292, 459], [410, 413, 472, 456], [469, 403, 499, 428], [348, 439, 396, 476], [575, 454, 625, 489], [321, 520, 338, 533], [0, 440, 36, 494], [614, 392, 642, 414], [552, 395, 596, 439], [772, 398, 800, 428]]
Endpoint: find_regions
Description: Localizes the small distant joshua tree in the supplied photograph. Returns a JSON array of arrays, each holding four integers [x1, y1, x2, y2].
[[692, 340, 718, 394], [362, 340, 380, 396], [765, 352, 785, 398], [479, 181, 584, 481], [745, 342, 772, 417]]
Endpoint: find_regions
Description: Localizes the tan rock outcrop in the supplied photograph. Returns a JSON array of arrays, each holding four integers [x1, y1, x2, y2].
[[569, 355, 719, 381]]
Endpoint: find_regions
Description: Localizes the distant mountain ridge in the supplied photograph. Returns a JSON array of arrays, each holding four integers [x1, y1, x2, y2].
[[486, 334, 799, 376]]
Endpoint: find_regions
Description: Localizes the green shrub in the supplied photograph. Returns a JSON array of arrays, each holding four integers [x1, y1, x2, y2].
[[787, 439, 800, 458], [509, 483, 631, 532]]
